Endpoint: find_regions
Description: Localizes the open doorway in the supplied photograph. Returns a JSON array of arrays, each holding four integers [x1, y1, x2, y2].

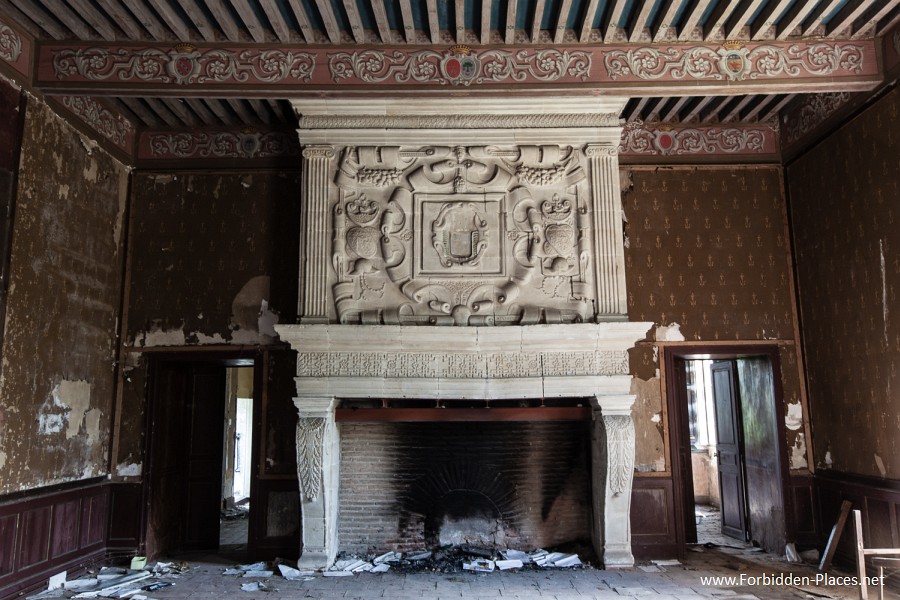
[[668, 347, 789, 555], [220, 367, 255, 555], [143, 354, 257, 560]]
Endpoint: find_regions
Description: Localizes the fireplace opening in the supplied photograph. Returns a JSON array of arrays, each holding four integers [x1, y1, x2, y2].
[[425, 490, 506, 547], [338, 421, 592, 554]]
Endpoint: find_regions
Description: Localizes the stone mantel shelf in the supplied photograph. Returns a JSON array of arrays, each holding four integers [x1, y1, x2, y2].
[[275, 322, 652, 354]]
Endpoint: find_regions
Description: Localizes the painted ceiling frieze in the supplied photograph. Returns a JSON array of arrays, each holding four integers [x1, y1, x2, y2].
[[782, 92, 854, 146], [140, 130, 301, 160], [604, 42, 867, 82], [0, 17, 31, 77], [35, 40, 879, 94], [619, 121, 779, 157], [50, 45, 316, 84], [59, 96, 135, 151], [328, 46, 592, 85]]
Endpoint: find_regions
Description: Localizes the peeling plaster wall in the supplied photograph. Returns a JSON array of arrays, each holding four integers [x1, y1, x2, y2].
[[0, 96, 127, 495], [788, 87, 900, 481], [623, 167, 807, 472], [127, 172, 300, 346]]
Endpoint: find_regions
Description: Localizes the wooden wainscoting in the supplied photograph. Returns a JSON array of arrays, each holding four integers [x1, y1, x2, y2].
[[631, 474, 679, 559], [0, 480, 109, 600], [817, 471, 900, 565]]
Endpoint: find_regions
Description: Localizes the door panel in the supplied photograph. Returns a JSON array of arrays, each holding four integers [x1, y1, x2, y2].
[[182, 367, 227, 551], [711, 360, 748, 541], [673, 358, 697, 544]]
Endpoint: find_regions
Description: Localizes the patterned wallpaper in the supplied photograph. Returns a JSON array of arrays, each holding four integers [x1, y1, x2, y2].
[[623, 167, 795, 341], [788, 87, 900, 480], [127, 172, 300, 345]]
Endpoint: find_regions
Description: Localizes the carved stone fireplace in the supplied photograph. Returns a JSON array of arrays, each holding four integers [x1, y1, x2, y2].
[[275, 95, 651, 571]]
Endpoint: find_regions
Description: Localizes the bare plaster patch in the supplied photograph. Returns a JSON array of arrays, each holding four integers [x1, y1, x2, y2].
[[655, 323, 685, 342], [194, 332, 227, 344], [0, 450, 5, 470], [875, 454, 887, 477], [116, 461, 142, 476], [785, 401, 803, 430], [135, 320, 187, 347], [258, 299, 279, 338], [631, 376, 666, 472], [790, 432, 808, 470], [58, 380, 91, 439], [83, 158, 99, 182], [84, 408, 102, 444], [59, 184, 69, 200]]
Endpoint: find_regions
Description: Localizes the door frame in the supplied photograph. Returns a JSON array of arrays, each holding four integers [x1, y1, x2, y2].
[[663, 344, 792, 555], [142, 349, 262, 558]]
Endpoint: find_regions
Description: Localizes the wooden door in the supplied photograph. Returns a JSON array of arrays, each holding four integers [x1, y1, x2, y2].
[[182, 366, 227, 551], [711, 360, 749, 541], [673, 358, 698, 544]]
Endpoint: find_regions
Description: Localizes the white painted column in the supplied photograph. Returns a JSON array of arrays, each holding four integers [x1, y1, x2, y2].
[[591, 394, 636, 568], [299, 145, 335, 323], [586, 143, 628, 318], [293, 396, 339, 570]]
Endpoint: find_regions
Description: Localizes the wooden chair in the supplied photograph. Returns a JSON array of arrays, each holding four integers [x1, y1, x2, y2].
[[853, 509, 900, 600]]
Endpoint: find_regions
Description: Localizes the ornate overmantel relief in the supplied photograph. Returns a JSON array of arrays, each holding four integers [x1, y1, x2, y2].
[[280, 96, 650, 571], [291, 97, 630, 326]]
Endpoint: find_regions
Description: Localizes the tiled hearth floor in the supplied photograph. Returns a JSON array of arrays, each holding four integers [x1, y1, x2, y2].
[[134, 544, 897, 600]]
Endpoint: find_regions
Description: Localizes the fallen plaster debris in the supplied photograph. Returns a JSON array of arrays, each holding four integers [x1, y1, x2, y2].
[[652, 559, 682, 566], [276, 565, 315, 581], [462, 560, 495, 572], [240, 582, 267, 592], [495, 559, 523, 570]]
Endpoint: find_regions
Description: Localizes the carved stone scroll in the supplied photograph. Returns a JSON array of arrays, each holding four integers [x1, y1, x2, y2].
[[603, 415, 636, 496]]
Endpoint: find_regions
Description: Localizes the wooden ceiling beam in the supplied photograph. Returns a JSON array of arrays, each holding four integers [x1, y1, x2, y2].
[[183, 97, 218, 125], [651, 0, 681, 41], [246, 98, 273, 125], [7, 0, 68, 38], [628, 96, 652, 120], [144, 97, 183, 127], [580, 0, 601, 41], [506, 0, 518, 44], [751, 0, 794, 39], [629, 0, 656, 41], [532, 0, 546, 42], [455, 0, 466, 42], [202, 98, 236, 126], [126, 1, 176, 40], [40, 0, 96, 39], [231, 0, 269, 43], [66, 0, 120, 40], [775, 0, 822, 38], [398, 0, 416, 43], [851, 0, 897, 38], [827, 0, 878, 36], [742, 94, 776, 121], [802, 0, 845, 36], [555, 0, 573, 43], [203, 0, 243, 42], [286, 0, 316, 43], [225, 98, 259, 125], [874, 6, 900, 34], [147, 0, 194, 41], [660, 96, 691, 122], [0, 1, 42, 37], [118, 98, 162, 127], [481, 0, 492, 44], [340, 0, 366, 42], [160, 97, 201, 127], [426, 0, 441, 43], [369, 0, 393, 43], [702, 0, 740, 40], [313, 0, 343, 43], [266, 99, 292, 124], [604, 0, 629, 42], [260, 2, 293, 43], [757, 93, 796, 121], [180, 0, 218, 42], [681, 0, 712, 41], [720, 94, 755, 121], [681, 95, 716, 122], [725, 0, 768, 39]]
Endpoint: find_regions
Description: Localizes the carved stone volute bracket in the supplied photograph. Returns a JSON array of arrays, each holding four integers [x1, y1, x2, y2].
[[590, 394, 636, 568], [293, 397, 339, 570]]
